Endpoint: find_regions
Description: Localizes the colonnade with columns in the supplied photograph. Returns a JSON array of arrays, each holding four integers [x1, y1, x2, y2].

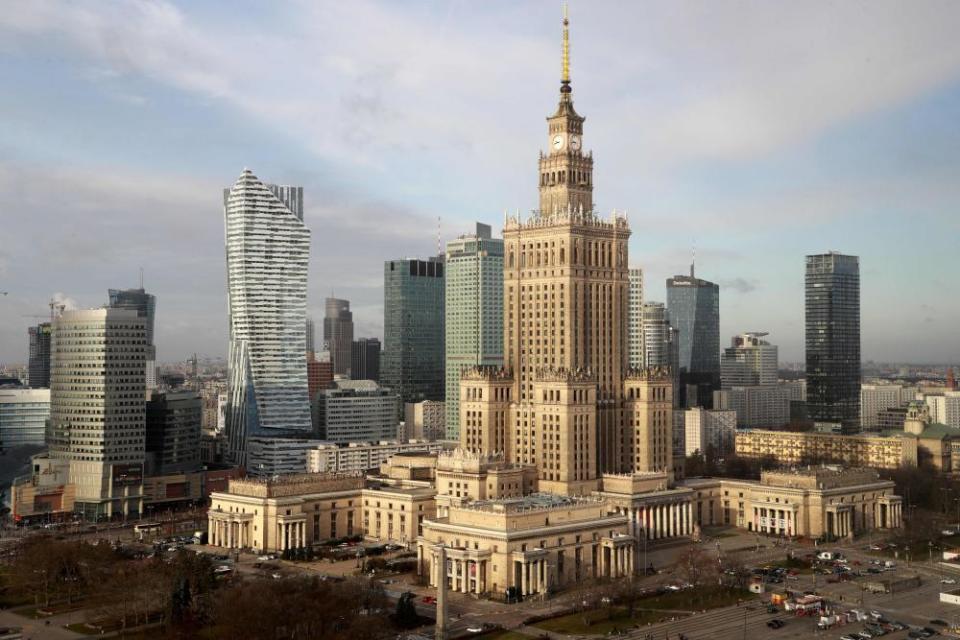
[[277, 519, 307, 551], [513, 555, 548, 597], [876, 499, 903, 529], [616, 500, 694, 541], [208, 515, 253, 549], [419, 545, 491, 595], [601, 540, 634, 578]]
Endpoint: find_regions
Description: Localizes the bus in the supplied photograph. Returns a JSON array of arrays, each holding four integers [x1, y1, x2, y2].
[[133, 522, 163, 540]]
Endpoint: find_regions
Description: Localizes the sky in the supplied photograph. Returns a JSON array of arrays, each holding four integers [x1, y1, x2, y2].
[[0, 0, 958, 365]]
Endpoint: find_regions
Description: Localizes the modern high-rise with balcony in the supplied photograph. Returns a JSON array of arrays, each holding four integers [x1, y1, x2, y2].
[[324, 298, 353, 377], [224, 169, 312, 468], [667, 265, 720, 408], [721, 332, 778, 389], [108, 287, 157, 389], [628, 268, 644, 369], [444, 222, 504, 439], [48, 308, 146, 520], [351, 338, 381, 382], [27, 322, 52, 388], [382, 257, 445, 406], [805, 252, 860, 432]]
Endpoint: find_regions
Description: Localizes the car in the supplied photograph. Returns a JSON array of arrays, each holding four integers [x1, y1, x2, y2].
[[766, 619, 785, 629], [257, 555, 272, 561], [930, 619, 948, 626], [941, 530, 957, 536], [841, 635, 860, 640], [466, 627, 484, 634], [271, 573, 282, 579], [767, 604, 779, 614], [907, 632, 923, 639], [941, 578, 957, 584]]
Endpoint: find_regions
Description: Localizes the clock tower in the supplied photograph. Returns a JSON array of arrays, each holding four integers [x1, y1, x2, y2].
[[538, 5, 593, 215]]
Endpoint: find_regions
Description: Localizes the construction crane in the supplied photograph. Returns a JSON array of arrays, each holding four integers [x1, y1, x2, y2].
[[21, 299, 67, 324]]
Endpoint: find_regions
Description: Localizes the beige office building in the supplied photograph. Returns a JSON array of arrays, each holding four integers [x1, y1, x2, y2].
[[48, 309, 147, 520], [685, 467, 902, 539]]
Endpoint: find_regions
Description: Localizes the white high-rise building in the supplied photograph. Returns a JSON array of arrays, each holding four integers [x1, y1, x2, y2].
[[721, 332, 778, 389], [714, 386, 791, 429], [683, 407, 737, 457], [224, 169, 312, 469], [641, 301, 671, 367], [628, 268, 644, 369], [923, 391, 960, 428], [860, 384, 905, 429], [48, 309, 146, 520]]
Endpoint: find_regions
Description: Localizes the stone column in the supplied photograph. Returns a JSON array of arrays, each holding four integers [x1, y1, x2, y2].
[[463, 560, 470, 594], [417, 544, 423, 576], [687, 502, 693, 535], [521, 561, 528, 595]]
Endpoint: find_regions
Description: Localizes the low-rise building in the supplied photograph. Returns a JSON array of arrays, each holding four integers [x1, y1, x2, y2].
[[417, 493, 633, 597], [685, 467, 902, 539], [307, 440, 451, 474], [682, 408, 736, 456], [247, 437, 327, 476], [0, 387, 49, 448], [207, 456, 439, 552], [314, 380, 399, 443], [714, 385, 791, 429], [404, 401, 446, 441], [735, 429, 917, 470]]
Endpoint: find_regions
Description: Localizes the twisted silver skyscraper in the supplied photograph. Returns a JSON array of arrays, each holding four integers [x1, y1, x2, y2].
[[224, 169, 311, 468]]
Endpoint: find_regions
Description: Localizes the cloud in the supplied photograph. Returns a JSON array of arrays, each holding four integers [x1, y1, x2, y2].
[[720, 278, 758, 294]]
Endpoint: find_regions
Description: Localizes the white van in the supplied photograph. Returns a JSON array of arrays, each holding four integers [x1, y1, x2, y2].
[[817, 551, 834, 561]]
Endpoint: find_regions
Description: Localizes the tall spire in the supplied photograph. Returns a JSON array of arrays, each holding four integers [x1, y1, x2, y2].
[[561, 2, 571, 93]]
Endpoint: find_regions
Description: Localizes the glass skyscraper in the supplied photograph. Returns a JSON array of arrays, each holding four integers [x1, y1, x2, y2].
[[108, 287, 157, 389], [667, 265, 720, 407], [382, 256, 445, 407], [323, 298, 354, 377], [805, 252, 860, 432], [444, 223, 504, 439], [27, 322, 51, 388], [224, 169, 312, 468]]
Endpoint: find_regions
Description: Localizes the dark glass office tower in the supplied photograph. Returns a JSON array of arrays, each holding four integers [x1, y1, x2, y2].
[[382, 257, 445, 405], [666, 265, 720, 408], [805, 252, 860, 432], [28, 322, 52, 388], [351, 338, 381, 382], [323, 298, 353, 377]]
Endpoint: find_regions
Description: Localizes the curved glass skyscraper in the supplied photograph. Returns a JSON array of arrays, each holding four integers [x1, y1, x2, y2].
[[224, 169, 311, 468]]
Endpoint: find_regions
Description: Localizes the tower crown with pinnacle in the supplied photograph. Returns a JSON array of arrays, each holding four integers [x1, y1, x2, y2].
[[537, 3, 593, 216]]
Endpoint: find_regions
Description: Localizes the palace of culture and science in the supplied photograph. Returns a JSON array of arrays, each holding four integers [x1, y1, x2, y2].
[[459, 10, 675, 495], [205, 9, 903, 601]]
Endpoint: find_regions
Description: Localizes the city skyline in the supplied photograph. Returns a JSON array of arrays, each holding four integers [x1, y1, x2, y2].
[[1, 1, 960, 365]]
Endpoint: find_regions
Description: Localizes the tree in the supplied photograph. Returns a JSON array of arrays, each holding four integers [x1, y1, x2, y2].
[[392, 591, 419, 629]]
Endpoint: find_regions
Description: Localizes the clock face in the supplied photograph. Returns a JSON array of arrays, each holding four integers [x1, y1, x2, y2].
[[570, 135, 581, 150], [552, 134, 564, 150]]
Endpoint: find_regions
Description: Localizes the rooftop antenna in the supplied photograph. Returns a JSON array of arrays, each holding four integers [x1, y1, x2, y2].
[[690, 242, 696, 278], [139, 266, 144, 289], [437, 216, 441, 257]]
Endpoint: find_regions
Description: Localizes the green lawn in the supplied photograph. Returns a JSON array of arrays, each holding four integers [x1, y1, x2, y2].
[[534, 607, 680, 635]]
